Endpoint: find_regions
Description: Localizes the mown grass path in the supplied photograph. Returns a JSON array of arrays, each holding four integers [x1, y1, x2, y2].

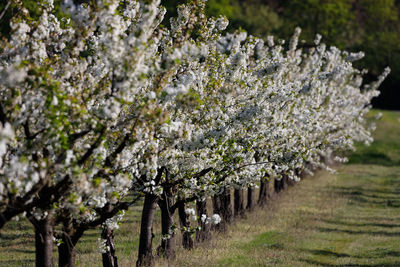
[[0, 110, 399, 266], [173, 110, 400, 266]]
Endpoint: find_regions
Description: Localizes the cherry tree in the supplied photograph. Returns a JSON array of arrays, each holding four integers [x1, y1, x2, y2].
[[0, 0, 390, 267], [0, 0, 196, 266]]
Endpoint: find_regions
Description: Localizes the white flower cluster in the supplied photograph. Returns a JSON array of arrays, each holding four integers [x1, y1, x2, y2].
[[185, 208, 197, 221], [97, 238, 109, 253], [103, 210, 126, 230], [200, 213, 221, 225], [0, 0, 389, 257]]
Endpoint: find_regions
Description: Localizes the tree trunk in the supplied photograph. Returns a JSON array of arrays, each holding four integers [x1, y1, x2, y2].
[[57, 214, 85, 267], [101, 227, 118, 267], [213, 187, 232, 231], [58, 232, 77, 267], [286, 175, 296, 187], [157, 194, 175, 258], [178, 202, 194, 250], [274, 178, 282, 194], [137, 193, 158, 266], [258, 178, 270, 207], [274, 175, 288, 194], [246, 186, 255, 211], [212, 194, 224, 231], [28, 215, 54, 267], [195, 200, 210, 243], [283, 175, 289, 190], [296, 168, 306, 179], [221, 187, 233, 224], [234, 188, 244, 217]]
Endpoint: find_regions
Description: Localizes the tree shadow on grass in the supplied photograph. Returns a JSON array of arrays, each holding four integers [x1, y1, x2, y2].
[[8, 248, 35, 254], [0, 232, 32, 240], [300, 258, 400, 267], [347, 196, 400, 207], [2, 223, 31, 232], [331, 186, 400, 207], [333, 187, 400, 198], [322, 219, 400, 229], [367, 249, 400, 258], [0, 232, 33, 248], [301, 247, 400, 259], [316, 226, 400, 237], [0, 259, 34, 266], [301, 248, 351, 258], [326, 214, 400, 223]]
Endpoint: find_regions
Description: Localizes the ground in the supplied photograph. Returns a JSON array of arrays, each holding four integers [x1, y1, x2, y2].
[[172, 110, 400, 266], [0, 109, 399, 266]]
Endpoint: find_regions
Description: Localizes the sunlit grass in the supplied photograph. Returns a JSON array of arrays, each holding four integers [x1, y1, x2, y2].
[[171, 110, 400, 266]]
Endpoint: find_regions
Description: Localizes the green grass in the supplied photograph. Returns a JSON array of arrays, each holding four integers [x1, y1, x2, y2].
[[1, 109, 399, 266], [172, 109, 400, 266], [349, 109, 400, 166]]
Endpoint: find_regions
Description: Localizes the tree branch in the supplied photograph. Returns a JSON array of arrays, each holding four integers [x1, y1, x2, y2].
[[0, 1, 11, 22], [77, 126, 105, 165]]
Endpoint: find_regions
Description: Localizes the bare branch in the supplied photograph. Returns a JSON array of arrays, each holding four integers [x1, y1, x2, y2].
[[0, 1, 11, 22]]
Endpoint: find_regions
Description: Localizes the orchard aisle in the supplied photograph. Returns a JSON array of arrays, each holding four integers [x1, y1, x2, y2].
[[172, 110, 400, 267], [0, 111, 399, 266]]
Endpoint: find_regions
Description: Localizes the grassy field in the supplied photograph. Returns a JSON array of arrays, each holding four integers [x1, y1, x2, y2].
[[0, 109, 399, 266], [172, 109, 400, 266]]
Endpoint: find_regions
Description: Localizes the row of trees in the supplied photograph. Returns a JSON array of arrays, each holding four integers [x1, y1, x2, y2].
[[0, 0, 389, 266], [162, 0, 400, 110]]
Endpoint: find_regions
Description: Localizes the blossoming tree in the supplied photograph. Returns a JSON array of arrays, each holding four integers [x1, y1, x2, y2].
[[0, 0, 389, 267]]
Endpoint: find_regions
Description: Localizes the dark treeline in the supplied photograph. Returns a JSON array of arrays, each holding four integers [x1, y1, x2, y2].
[[162, 0, 400, 110]]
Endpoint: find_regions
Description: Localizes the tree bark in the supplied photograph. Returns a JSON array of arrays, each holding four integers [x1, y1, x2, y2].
[[246, 186, 255, 211], [234, 188, 244, 217], [28, 214, 54, 267], [296, 168, 306, 179], [258, 178, 270, 207], [157, 194, 175, 258], [101, 227, 118, 267], [137, 193, 158, 266], [213, 187, 232, 231], [195, 199, 210, 243], [212, 194, 224, 231], [283, 175, 289, 190], [58, 232, 77, 267], [178, 202, 194, 250], [57, 219, 84, 267], [274, 175, 289, 194], [285, 174, 296, 187], [274, 178, 283, 194], [221, 187, 233, 224]]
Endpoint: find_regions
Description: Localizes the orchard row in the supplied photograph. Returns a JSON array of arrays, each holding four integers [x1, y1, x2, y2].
[[0, 0, 389, 266]]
